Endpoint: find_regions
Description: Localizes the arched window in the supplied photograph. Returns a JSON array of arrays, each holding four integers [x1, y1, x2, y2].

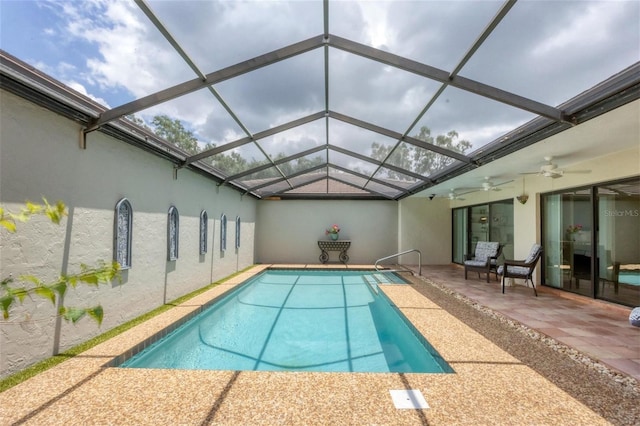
[[220, 213, 227, 252], [168, 206, 179, 261], [114, 198, 132, 269], [199, 210, 208, 254], [235, 216, 241, 249]]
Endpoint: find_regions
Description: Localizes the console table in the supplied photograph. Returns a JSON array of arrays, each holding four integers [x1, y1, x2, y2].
[[318, 240, 351, 264]]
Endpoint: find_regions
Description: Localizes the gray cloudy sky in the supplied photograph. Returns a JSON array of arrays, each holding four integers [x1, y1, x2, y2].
[[1, 0, 638, 166]]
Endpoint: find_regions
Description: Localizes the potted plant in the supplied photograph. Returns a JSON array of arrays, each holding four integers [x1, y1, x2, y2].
[[325, 224, 340, 240]]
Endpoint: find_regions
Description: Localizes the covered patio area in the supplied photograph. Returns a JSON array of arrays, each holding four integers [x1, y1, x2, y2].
[[413, 264, 639, 382]]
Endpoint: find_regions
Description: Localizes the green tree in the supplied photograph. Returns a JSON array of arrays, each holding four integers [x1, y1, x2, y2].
[[125, 114, 150, 130], [151, 115, 199, 154], [371, 126, 472, 179], [1, 199, 121, 325]]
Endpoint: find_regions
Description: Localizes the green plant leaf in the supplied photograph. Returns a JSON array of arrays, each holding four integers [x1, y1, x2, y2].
[[20, 275, 43, 287], [0, 218, 16, 233], [11, 288, 29, 303], [50, 281, 67, 298], [86, 306, 104, 326], [34, 286, 56, 305], [0, 296, 13, 319], [61, 307, 86, 323], [43, 199, 67, 224]]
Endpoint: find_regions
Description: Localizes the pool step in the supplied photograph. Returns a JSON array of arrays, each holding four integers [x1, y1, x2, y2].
[[363, 275, 379, 294], [374, 273, 391, 284]]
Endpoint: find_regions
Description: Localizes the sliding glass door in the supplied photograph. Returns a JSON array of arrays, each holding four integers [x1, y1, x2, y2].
[[542, 189, 593, 297], [452, 200, 513, 264], [452, 208, 468, 264], [542, 177, 639, 307], [596, 180, 640, 306]]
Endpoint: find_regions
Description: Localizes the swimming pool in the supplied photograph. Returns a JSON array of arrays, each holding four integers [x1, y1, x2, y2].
[[120, 269, 453, 373]]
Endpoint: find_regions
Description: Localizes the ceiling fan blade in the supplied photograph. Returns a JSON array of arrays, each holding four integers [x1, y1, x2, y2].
[[563, 170, 592, 174]]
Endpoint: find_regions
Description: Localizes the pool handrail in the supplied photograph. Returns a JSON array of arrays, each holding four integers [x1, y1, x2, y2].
[[374, 249, 422, 276]]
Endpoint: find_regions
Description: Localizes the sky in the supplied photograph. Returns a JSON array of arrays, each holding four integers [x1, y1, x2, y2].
[[1, 0, 639, 173]]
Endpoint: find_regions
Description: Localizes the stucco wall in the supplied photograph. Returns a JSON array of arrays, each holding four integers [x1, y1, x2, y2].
[[0, 90, 257, 378], [255, 199, 398, 264], [398, 197, 452, 265]]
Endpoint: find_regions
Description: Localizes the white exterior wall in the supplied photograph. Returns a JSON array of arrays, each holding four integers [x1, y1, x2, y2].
[[398, 197, 451, 265], [0, 90, 256, 378], [255, 200, 398, 264]]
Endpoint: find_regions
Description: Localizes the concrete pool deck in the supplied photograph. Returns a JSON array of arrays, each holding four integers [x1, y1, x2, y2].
[[1, 264, 638, 425]]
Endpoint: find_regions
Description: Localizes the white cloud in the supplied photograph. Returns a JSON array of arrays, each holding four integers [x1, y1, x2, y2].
[[531, 3, 620, 58], [65, 81, 111, 107]]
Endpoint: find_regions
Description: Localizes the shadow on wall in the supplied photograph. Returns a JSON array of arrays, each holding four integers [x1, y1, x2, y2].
[[164, 260, 176, 304]]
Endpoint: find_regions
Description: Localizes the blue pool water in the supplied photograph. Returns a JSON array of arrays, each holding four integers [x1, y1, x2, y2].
[[120, 270, 453, 373]]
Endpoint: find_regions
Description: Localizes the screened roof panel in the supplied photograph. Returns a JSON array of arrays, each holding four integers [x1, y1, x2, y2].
[[363, 181, 404, 199], [127, 87, 248, 150], [327, 0, 502, 71], [258, 120, 326, 158], [289, 180, 366, 195], [203, 143, 270, 176], [213, 49, 325, 133], [328, 49, 442, 133], [327, 120, 398, 156], [328, 151, 377, 177], [0, 1, 199, 108], [279, 153, 326, 177], [460, 1, 640, 106], [414, 85, 538, 153], [1, 0, 637, 200], [372, 168, 423, 189], [148, 0, 323, 72], [237, 168, 281, 186], [383, 141, 455, 178]]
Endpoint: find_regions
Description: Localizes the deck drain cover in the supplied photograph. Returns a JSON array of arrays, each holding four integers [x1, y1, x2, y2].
[[389, 389, 429, 409]]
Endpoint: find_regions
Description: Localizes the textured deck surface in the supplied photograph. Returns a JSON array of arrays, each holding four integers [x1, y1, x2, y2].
[[1, 264, 638, 425]]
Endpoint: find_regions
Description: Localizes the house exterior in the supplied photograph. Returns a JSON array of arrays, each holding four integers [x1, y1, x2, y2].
[[1, 52, 639, 378]]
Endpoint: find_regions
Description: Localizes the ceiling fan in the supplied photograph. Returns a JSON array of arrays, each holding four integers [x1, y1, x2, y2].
[[459, 176, 513, 194], [523, 156, 591, 179], [478, 176, 513, 192], [446, 189, 465, 200]]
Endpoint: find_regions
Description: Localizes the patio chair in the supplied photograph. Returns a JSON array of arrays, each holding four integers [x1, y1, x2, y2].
[[464, 241, 500, 283], [489, 244, 505, 281], [497, 243, 543, 296], [599, 261, 621, 295]]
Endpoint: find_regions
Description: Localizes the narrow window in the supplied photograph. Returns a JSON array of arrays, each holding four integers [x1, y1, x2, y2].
[[168, 206, 179, 261], [200, 210, 208, 254], [114, 198, 132, 269], [220, 213, 227, 252], [235, 216, 241, 249]]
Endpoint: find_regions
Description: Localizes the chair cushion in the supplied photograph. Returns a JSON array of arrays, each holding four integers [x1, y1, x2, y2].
[[497, 265, 530, 276], [464, 260, 488, 267], [524, 244, 542, 263], [473, 242, 499, 262]]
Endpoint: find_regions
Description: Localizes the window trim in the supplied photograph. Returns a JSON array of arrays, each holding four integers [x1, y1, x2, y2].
[[235, 216, 241, 249], [114, 198, 133, 269], [200, 210, 208, 255], [220, 213, 227, 252], [168, 206, 179, 261]]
